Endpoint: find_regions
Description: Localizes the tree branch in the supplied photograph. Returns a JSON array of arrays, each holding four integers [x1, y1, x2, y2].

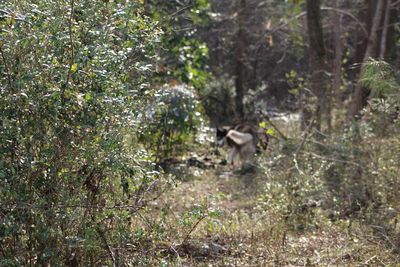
[[269, 6, 368, 38], [65, 0, 75, 90], [0, 45, 14, 93], [180, 215, 208, 245]]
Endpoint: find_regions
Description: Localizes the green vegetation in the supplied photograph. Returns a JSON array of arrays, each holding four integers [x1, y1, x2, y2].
[[1, 0, 400, 266], [0, 0, 169, 265]]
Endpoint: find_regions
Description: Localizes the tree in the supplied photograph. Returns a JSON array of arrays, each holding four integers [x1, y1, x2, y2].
[[199, 0, 310, 124], [234, 0, 247, 121], [144, 0, 211, 89], [305, 0, 329, 131], [0, 0, 169, 265], [349, 0, 388, 117]]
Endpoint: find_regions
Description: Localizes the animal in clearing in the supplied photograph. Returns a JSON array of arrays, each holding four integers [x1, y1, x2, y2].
[[216, 123, 268, 167]]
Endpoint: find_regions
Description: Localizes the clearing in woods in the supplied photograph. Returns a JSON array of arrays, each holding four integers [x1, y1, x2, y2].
[[144, 118, 396, 266], [152, 165, 394, 266]]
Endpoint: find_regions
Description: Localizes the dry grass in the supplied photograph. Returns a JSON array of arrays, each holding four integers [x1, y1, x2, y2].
[[139, 164, 399, 266], [135, 117, 400, 266]]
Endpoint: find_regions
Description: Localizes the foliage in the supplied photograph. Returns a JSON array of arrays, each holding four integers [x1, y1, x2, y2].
[[200, 74, 236, 125], [0, 0, 172, 265], [285, 69, 307, 97], [256, 116, 400, 260], [1, 0, 400, 265], [361, 59, 400, 135], [361, 58, 399, 97], [258, 150, 326, 232], [282, 0, 307, 60], [179, 194, 223, 240], [137, 84, 204, 158], [145, 0, 211, 89], [259, 55, 400, 238]]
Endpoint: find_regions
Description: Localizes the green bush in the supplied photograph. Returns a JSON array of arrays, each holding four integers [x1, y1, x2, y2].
[[137, 84, 205, 158], [258, 151, 326, 232], [200, 74, 237, 125], [0, 0, 171, 265]]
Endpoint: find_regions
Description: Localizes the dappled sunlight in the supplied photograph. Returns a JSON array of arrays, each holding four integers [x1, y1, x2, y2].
[[1, 0, 399, 265]]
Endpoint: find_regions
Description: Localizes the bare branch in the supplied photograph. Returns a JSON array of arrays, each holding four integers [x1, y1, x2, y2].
[[320, 6, 368, 37], [269, 6, 368, 38], [96, 227, 117, 267], [0, 45, 14, 93], [0, 203, 146, 211], [180, 214, 208, 245], [391, 0, 400, 7]]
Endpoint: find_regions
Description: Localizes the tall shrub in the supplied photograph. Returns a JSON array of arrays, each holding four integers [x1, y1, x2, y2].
[[0, 0, 168, 265]]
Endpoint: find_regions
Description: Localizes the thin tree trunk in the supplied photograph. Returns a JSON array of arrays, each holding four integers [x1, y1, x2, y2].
[[306, 0, 328, 132], [379, 0, 391, 59], [349, 0, 385, 118], [234, 0, 246, 121], [332, 0, 343, 95], [331, 0, 343, 131]]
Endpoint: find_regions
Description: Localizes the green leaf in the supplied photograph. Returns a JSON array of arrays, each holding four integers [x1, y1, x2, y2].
[[71, 63, 78, 72], [85, 93, 92, 101], [266, 128, 276, 135]]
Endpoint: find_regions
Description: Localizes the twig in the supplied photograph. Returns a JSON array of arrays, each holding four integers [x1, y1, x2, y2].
[[96, 227, 117, 267], [263, 115, 288, 141], [181, 214, 208, 245], [371, 225, 399, 250], [294, 116, 315, 155], [168, 245, 182, 266], [364, 255, 377, 265], [293, 157, 304, 175], [270, 11, 306, 34], [0, 203, 146, 211], [320, 7, 368, 37], [269, 7, 368, 38], [165, 214, 208, 264], [64, 0, 75, 91], [0, 45, 14, 93], [300, 151, 362, 168], [304, 138, 329, 148], [391, 0, 400, 7], [169, 5, 193, 17]]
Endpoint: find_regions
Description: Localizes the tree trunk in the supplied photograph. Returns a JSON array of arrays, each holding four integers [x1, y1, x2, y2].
[[349, 0, 385, 118], [234, 0, 246, 121], [331, 0, 343, 131], [384, 3, 399, 60], [306, 0, 328, 132], [379, 0, 391, 59]]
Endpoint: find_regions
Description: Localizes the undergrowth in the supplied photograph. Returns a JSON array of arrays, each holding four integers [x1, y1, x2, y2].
[[128, 111, 400, 265]]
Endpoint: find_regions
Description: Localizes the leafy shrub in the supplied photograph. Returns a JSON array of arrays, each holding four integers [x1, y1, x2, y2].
[[0, 0, 172, 265], [360, 59, 400, 136], [258, 152, 326, 232], [145, 0, 211, 90], [137, 84, 205, 159], [360, 59, 398, 97], [200, 74, 237, 125]]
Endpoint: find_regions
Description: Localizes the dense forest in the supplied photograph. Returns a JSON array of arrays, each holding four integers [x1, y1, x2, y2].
[[1, 0, 399, 266]]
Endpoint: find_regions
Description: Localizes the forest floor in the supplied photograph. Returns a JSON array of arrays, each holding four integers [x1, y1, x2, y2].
[[149, 158, 397, 266], [143, 117, 399, 266]]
